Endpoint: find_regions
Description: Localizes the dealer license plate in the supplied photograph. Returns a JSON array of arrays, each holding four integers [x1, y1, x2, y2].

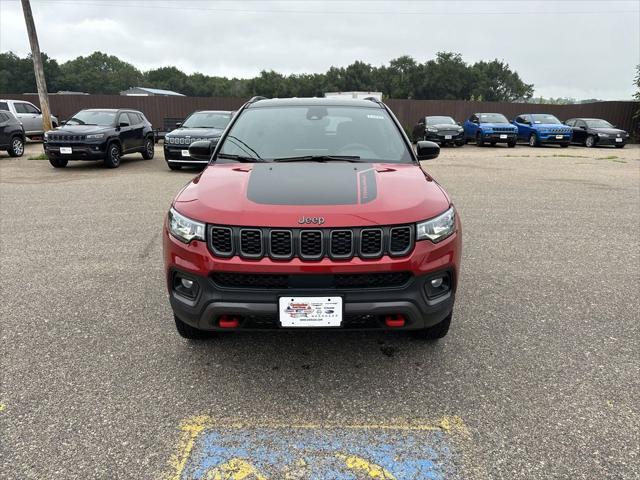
[[616, 138, 622, 143], [499, 134, 507, 139], [60, 147, 72, 154], [556, 135, 564, 140], [279, 296, 342, 328], [181, 149, 190, 157], [445, 135, 452, 140]]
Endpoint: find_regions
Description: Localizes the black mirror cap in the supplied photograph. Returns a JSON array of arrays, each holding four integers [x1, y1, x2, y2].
[[175, 122, 182, 128], [416, 140, 440, 161], [188, 140, 213, 161]]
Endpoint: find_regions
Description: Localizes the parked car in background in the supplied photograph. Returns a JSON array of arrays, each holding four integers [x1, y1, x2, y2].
[[0, 99, 58, 137], [564, 118, 629, 148], [0, 111, 25, 157], [463, 113, 517, 147], [412, 116, 464, 146], [512, 113, 572, 147], [164, 110, 233, 170], [44, 108, 154, 168]]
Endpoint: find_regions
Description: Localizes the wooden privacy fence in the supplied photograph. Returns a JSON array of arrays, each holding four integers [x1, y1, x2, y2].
[[2, 93, 638, 137]]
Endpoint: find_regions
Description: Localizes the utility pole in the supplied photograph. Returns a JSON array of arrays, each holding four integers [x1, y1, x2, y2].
[[21, 0, 52, 133]]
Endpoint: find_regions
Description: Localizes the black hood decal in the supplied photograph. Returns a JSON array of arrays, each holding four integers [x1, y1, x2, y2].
[[247, 163, 377, 205]]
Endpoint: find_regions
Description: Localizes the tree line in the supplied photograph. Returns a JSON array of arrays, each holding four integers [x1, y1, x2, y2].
[[0, 50, 534, 101]]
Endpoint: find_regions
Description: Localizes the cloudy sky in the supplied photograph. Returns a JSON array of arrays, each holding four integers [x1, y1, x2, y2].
[[1, 0, 638, 99]]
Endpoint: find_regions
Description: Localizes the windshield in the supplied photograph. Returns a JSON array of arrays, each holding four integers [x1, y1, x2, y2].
[[182, 112, 231, 129], [66, 110, 116, 126], [479, 113, 509, 124], [585, 119, 613, 128], [531, 114, 561, 124], [427, 116, 456, 126], [218, 105, 412, 163]]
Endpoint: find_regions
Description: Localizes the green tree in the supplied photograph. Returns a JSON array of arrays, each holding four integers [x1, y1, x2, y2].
[[470, 60, 534, 102], [144, 66, 189, 95], [59, 51, 142, 94]]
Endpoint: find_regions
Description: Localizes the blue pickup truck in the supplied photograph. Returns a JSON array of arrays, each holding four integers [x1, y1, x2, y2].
[[463, 113, 518, 147], [512, 113, 572, 147]]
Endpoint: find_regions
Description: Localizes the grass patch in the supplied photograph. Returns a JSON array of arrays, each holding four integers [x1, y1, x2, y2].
[[28, 153, 48, 160], [536, 154, 589, 158], [597, 155, 619, 160]]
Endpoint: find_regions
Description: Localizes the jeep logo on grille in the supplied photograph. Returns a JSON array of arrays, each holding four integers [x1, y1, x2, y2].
[[298, 216, 325, 225]]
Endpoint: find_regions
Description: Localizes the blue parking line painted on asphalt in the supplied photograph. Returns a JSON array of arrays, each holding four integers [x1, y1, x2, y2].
[[179, 424, 454, 479]]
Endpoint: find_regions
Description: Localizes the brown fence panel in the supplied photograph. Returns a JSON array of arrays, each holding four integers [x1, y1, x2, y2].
[[2, 93, 638, 138]]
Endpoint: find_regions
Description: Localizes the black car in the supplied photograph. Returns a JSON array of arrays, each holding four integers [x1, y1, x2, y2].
[[564, 118, 629, 148], [0, 111, 25, 157], [412, 115, 465, 146], [44, 109, 155, 168], [164, 110, 233, 170]]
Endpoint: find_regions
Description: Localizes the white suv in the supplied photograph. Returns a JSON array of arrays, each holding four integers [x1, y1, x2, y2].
[[0, 99, 58, 137]]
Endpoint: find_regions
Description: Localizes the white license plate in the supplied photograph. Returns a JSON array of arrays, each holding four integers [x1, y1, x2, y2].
[[615, 138, 622, 142], [60, 147, 72, 154], [279, 296, 342, 328], [181, 149, 190, 157], [499, 134, 507, 139], [556, 135, 564, 140], [444, 135, 452, 140]]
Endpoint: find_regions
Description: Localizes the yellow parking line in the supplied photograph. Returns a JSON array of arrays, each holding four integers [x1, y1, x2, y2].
[[335, 453, 397, 479], [167, 416, 210, 480]]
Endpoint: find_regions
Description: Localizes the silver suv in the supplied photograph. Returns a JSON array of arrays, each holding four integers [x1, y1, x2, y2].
[[0, 99, 58, 137]]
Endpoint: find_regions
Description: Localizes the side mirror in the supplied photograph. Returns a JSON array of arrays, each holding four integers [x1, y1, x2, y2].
[[188, 140, 213, 161], [580, 125, 587, 130], [119, 122, 128, 128], [175, 122, 182, 128], [60, 119, 67, 126], [416, 140, 440, 161]]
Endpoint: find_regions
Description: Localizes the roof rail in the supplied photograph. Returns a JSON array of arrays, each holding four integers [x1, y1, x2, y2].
[[362, 96, 382, 104], [248, 96, 267, 103]]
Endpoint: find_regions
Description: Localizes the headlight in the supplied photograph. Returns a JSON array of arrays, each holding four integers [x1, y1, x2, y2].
[[457, 127, 464, 132], [599, 133, 609, 138], [483, 128, 493, 134], [416, 207, 456, 243], [427, 127, 438, 133], [44, 131, 49, 139], [168, 207, 205, 243], [86, 133, 104, 139]]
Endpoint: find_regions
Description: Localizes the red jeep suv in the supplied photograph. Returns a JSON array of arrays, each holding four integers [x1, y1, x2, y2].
[[163, 97, 461, 339]]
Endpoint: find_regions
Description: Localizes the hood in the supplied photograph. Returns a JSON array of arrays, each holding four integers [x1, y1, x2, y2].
[[533, 123, 571, 130], [429, 124, 461, 130], [590, 127, 626, 135], [174, 162, 450, 228], [479, 122, 516, 130], [167, 127, 224, 138], [49, 125, 111, 135]]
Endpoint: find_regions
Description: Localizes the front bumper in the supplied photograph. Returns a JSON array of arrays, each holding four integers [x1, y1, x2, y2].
[[594, 137, 628, 146], [537, 133, 571, 144], [482, 132, 517, 143], [163, 225, 461, 331], [164, 145, 208, 165], [424, 131, 465, 145], [45, 142, 107, 160]]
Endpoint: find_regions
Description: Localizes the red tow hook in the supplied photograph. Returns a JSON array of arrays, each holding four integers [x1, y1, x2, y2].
[[385, 314, 406, 328], [218, 315, 240, 328]]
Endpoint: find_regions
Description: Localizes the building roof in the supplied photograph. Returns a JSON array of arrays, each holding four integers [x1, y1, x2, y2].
[[124, 87, 185, 96]]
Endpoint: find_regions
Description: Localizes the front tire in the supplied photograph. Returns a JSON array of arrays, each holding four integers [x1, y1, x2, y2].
[[167, 163, 182, 170], [49, 157, 68, 168], [560, 143, 570, 148], [142, 137, 154, 159], [412, 313, 452, 340], [8, 136, 24, 157], [529, 133, 540, 147], [104, 142, 121, 168], [585, 135, 596, 148], [507, 140, 516, 148], [614, 144, 625, 149], [174, 315, 212, 340], [476, 133, 484, 146]]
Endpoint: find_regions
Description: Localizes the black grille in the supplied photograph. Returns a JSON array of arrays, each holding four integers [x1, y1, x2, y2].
[[300, 231, 323, 259], [330, 230, 353, 258], [210, 227, 233, 255], [49, 134, 86, 141], [360, 229, 383, 257], [493, 127, 514, 133], [240, 229, 262, 257], [389, 226, 412, 255], [270, 230, 293, 258], [207, 225, 415, 260], [211, 272, 412, 290]]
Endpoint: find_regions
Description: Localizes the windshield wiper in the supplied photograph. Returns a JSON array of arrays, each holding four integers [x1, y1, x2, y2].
[[272, 155, 363, 163], [217, 153, 265, 163]]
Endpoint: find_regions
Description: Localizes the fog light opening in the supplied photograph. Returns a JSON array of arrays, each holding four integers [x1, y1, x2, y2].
[[431, 277, 443, 288], [181, 278, 194, 289], [385, 314, 406, 328], [425, 272, 451, 299], [218, 315, 240, 329], [173, 273, 198, 299]]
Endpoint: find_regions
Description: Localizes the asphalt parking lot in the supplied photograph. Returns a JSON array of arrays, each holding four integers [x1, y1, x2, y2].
[[1, 141, 639, 479]]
